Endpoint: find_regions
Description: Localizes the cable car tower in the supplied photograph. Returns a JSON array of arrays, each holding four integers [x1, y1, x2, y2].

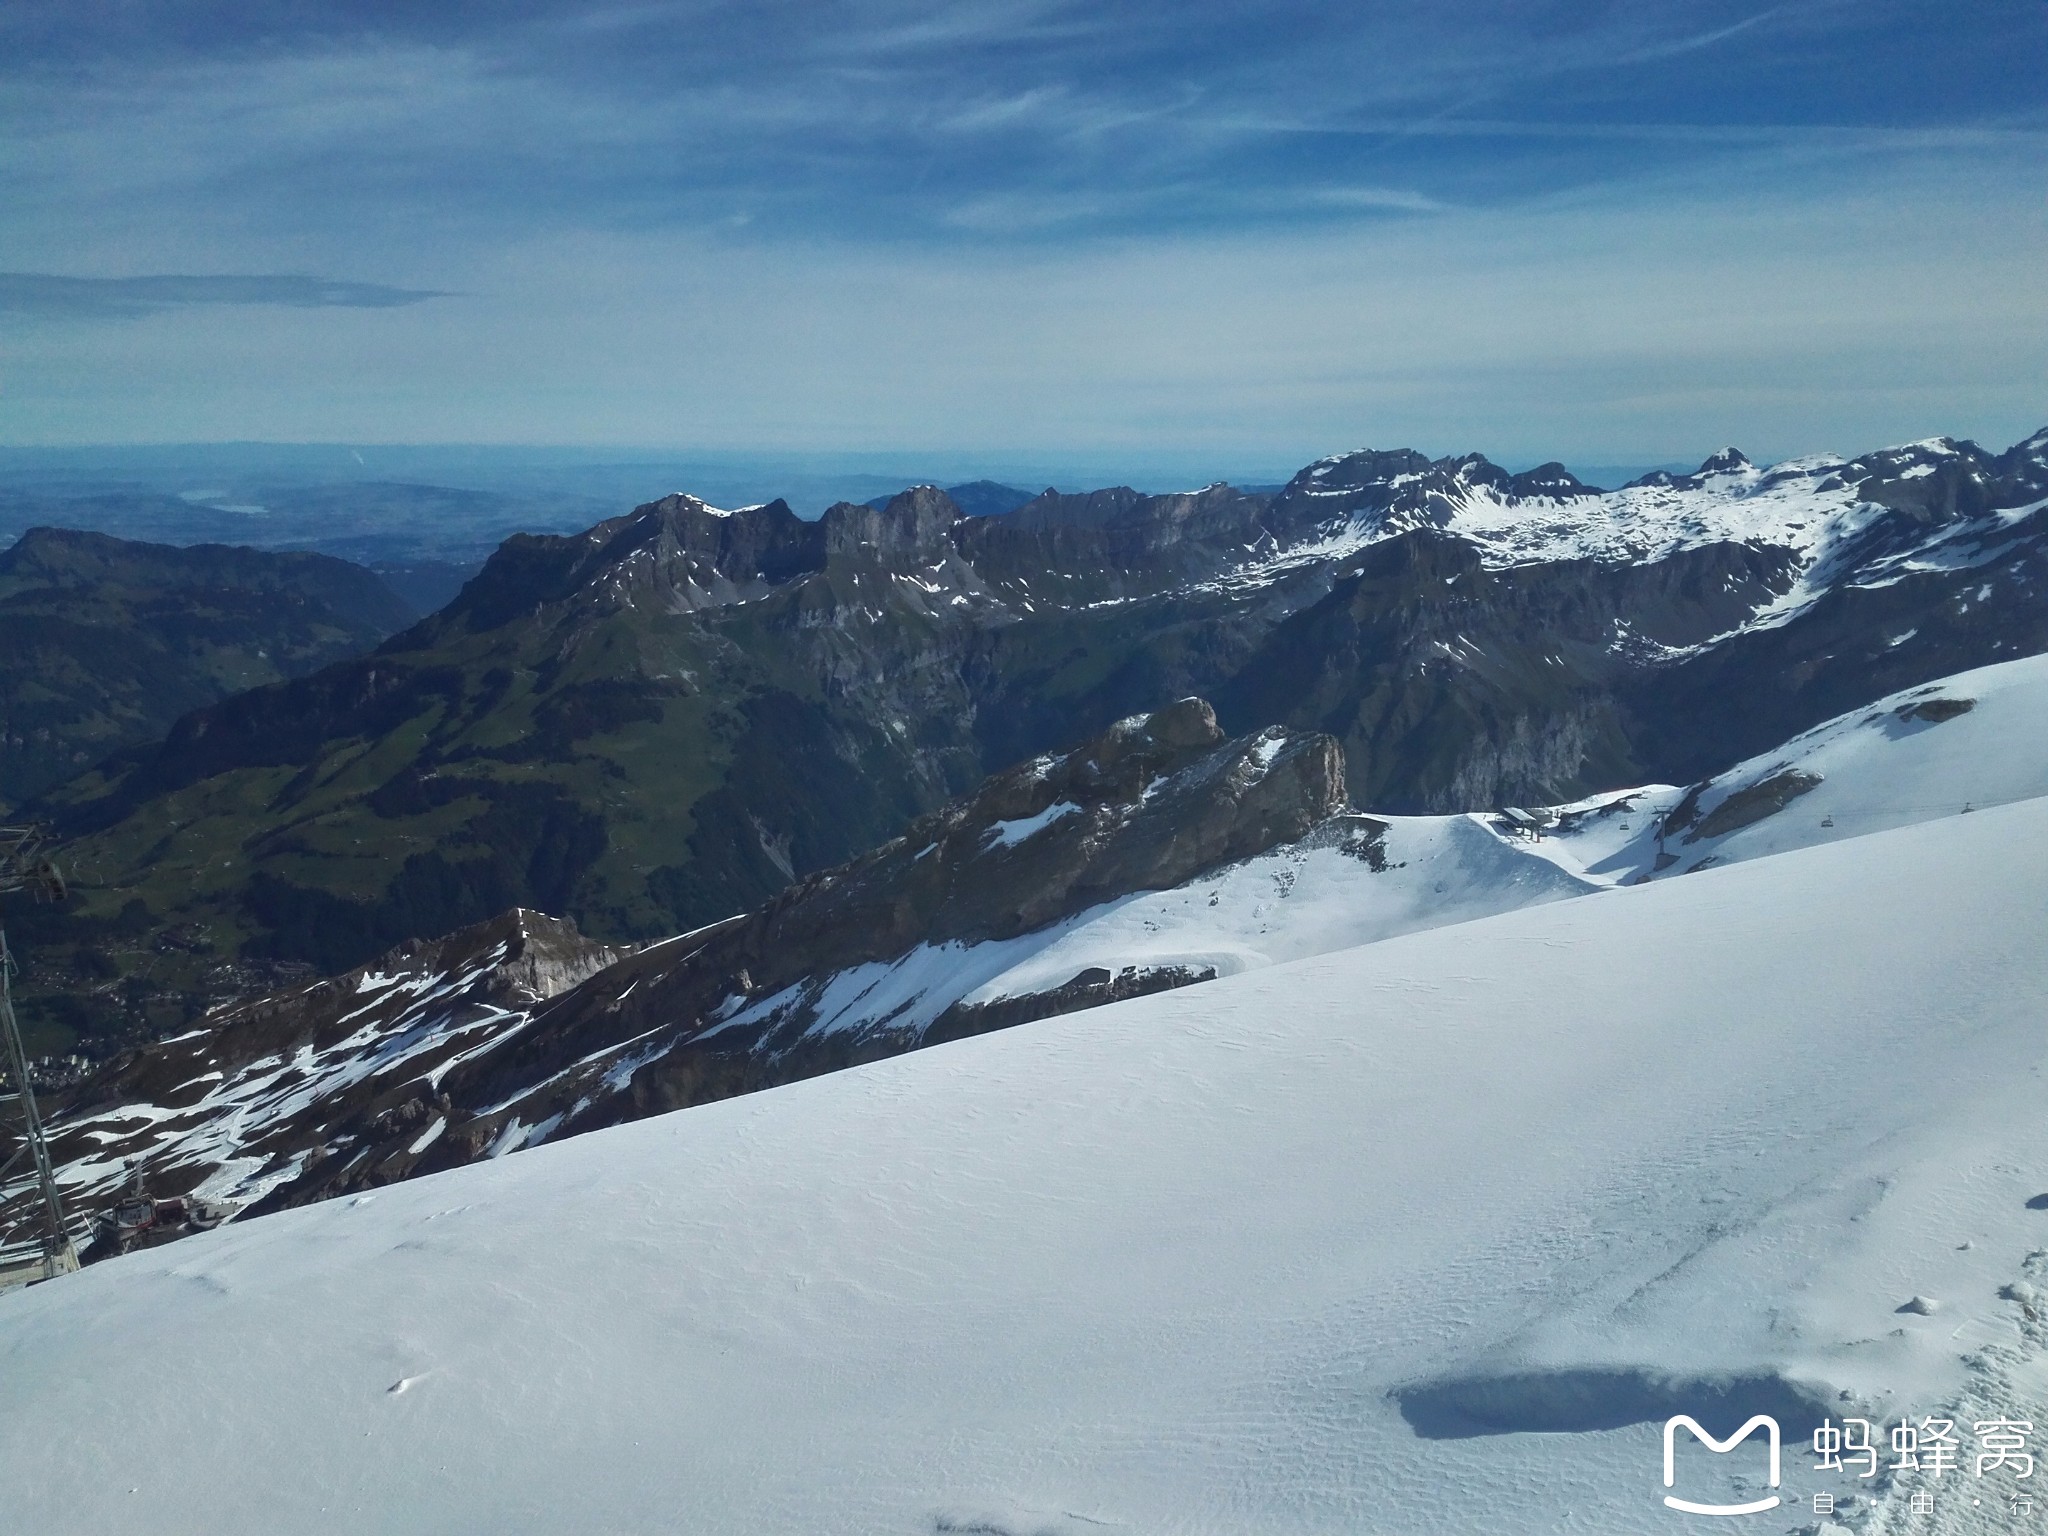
[[0, 823, 77, 1290]]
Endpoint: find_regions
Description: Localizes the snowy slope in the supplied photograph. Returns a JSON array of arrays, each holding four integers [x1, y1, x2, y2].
[[709, 810, 1600, 1043], [760, 650, 2048, 1031], [1538, 650, 2048, 884], [0, 911, 627, 1258], [1406, 451, 1869, 567], [4, 798, 2047, 1535], [959, 810, 1595, 1001]]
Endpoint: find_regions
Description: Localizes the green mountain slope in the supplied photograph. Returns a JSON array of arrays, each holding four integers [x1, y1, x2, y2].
[[0, 528, 418, 806]]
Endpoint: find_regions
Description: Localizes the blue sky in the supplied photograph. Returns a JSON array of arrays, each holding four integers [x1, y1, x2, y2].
[[2, 1, 2045, 470]]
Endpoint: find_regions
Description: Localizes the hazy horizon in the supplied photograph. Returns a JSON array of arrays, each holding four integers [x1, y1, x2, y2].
[[0, 434, 1865, 521]]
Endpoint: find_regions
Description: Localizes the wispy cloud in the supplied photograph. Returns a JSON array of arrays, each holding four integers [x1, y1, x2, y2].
[[6, 1, 2043, 251], [1226, 116, 2048, 149], [0, 274, 455, 319], [1, 1, 2042, 453], [1606, 5, 1793, 66], [940, 190, 1121, 232], [1302, 186, 1449, 213]]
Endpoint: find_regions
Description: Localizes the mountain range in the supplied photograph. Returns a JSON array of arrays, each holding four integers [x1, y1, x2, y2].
[[16, 425, 2044, 1058]]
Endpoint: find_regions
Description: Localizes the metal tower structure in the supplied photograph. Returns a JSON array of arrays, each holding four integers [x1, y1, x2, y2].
[[0, 823, 77, 1290]]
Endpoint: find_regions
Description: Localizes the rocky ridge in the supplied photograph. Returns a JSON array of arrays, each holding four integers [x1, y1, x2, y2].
[[25, 702, 1343, 1230], [21, 909, 627, 1246]]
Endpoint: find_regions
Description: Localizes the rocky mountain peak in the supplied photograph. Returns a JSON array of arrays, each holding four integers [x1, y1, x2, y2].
[[725, 700, 1343, 979], [1288, 448, 1437, 496], [819, 485, 963, 560], [862, 480, 1035, 519], [1624, 446, 1756, 492], [1267, 449, 1600, 552], [1999, 426, 2048, 499], [207, 906, 622, 1046], [1, 525, 143, 582], [1840, 437, 2018, 526], [401, 906, 630, 1006], [1505, 461, 1600, 498], [1266, 449, 1451, 545], [436, 493, 820, 630], [1444, 452, 1504, 484], [586, 492, 815, 586], [1095, 694, 1223, 756], [1696, 447, 1753, 475], [1001, 485, 1150, 530]]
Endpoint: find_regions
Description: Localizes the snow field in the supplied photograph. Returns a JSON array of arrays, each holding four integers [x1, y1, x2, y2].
[[4, 795, 2047, 1534]]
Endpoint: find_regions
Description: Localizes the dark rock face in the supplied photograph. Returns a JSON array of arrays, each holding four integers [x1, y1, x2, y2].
[[1898, 696, 1974, 724], [924, 963, 1214, 1043], [1257, 447, 1599, 549], [1661, 769, 1824, 844], [1208, 531, 1803, 811], [0, 528, 416, 805], [446, 495, 825, 630], [822, 485, 961, 562], [958, 482, 1290, 600]]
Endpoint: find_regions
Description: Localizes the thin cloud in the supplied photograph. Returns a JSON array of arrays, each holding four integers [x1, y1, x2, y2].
[[1224, 115, 2048, 149], [0, 273, 456, 319], [1304, 186, 1449, 213], [940, 190, 1119, 232], [1604, 5, 1796, 66]]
